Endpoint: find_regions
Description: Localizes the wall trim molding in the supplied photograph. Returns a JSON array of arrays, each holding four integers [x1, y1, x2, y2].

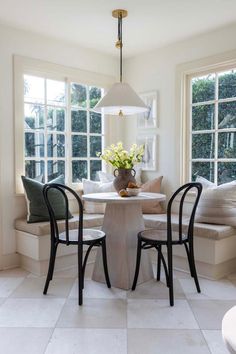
[[175, 48, 236, 185]]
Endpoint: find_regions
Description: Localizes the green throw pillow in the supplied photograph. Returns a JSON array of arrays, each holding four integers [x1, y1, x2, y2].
[[21, 175, 73, 223]]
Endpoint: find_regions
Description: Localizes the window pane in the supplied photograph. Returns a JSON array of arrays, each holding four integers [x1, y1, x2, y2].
[[71, 83, 87, 108], [25, 160, 45, 179], [192, 104, 214, 131], [89, 86, 101, 108], [71, 110, 87, 132], [72, 160, 87, 182], [192, 133, 215, 159], [219, 69, 236, 99], [47, 160, 65, 181], [24, 104, 44, 130], [192, 74, 215, 103], [47, 79, 65, 105], [25, 132, 44, 157], [218, 101, 236, 129], [218, 132, 236, 158], [90, 136, 102, 157], [47, 108, 65, 131], [90, 112, 102, 133], [218, 162, 236, 184], [90, 160, 101, 181], [47, 134, 65, 157], [72, 135, 87, 157], [192, 161, 214, 182], [24, 75, 44, 104]]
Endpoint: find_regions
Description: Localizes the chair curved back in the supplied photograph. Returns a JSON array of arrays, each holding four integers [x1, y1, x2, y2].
[[166, 182, 202, 244], [43, 183, 83, 245]]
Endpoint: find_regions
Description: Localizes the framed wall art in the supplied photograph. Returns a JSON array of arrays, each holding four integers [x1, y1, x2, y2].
[[137, 91, 157, 129], [137, 134, 157, 171]]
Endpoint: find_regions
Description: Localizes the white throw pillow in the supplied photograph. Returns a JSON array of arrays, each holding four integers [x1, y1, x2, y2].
[[82, 179, 115, 214], [97, 171, 114, 183], [97, 167, 142, 185], [195, 180, 236, 226], [196, 176, 216, 189]]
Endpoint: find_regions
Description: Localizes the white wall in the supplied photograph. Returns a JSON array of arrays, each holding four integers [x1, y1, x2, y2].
[[0, 25, 118, 268], [124, 23, 236, 197]]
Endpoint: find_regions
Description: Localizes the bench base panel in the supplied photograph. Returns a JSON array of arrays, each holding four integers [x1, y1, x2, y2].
[[15, 225, 236, 279], [172, 255, 236, 279], [150, 239, 236, 280]]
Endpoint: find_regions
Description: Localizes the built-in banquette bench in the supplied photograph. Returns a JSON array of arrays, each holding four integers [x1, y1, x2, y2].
[[15, 176, 236, 277], [15, 209, 236, 278]]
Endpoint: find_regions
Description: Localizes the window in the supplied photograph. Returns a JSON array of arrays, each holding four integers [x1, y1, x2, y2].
[[14, 56, 114, 193], [23, 75, 103, 184], [189, 68, 236, 184]]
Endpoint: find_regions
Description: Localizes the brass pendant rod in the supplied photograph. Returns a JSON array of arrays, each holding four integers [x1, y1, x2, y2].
[[119, 14, 123, 83]]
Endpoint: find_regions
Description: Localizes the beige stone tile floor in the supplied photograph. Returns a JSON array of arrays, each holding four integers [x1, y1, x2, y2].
[[0, 264, 235, 354]]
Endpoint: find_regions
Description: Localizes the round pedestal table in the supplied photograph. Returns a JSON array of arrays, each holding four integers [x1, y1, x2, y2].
[[222, 306, 236, 354], [83, 192, 166, 290]]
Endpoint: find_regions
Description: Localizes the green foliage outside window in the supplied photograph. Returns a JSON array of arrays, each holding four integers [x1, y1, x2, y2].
[[24, 76, 103, 183], [191, 70, 236, 184]]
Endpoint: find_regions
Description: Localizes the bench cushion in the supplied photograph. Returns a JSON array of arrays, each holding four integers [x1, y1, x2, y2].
[[143, 214, 236, 240], [15, 213, 104, 236]]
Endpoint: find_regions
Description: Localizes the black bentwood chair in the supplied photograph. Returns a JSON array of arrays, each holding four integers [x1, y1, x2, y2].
[[43, 183, 111, 305], [132, 182, 202, 306]]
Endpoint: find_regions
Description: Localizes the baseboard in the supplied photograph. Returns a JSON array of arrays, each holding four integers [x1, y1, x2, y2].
[[0, 253, 20, 270]]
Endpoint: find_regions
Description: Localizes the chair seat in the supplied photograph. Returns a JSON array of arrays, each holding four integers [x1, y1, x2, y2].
[[139, 229, 188, 244], [59, 228, 105, 243]]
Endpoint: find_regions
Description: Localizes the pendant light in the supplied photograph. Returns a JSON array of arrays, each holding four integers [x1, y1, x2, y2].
[[94, 9, 148, 117]]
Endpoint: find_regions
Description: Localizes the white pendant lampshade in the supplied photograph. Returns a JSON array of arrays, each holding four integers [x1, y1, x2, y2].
[[94, 9, 148, 117], [94, 82, 147, 115]]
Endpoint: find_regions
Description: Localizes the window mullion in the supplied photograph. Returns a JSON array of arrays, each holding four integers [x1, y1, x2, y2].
[[44, 78, 48, 182], [214, 73, 219, 184], [189, 78, 192, 181], [66, 78, 71, 185], [87, 86, 90, 180]]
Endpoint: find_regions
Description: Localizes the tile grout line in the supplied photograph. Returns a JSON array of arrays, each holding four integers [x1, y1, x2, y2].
[[186, 292, 214, 353], [201, 329, 214, 354], [43, 283, 71, 353]]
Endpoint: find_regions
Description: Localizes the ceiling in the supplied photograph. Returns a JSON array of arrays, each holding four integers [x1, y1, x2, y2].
[[1, 0, 236, 57]]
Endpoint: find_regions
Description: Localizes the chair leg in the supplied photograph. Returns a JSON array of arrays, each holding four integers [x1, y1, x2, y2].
[[184, 243, 194, 277], [156, 245, 162, 281], [78, 243, 83, 306], [132, 238, 142, 291], [82, 243, 94, 289], [159, 250, 169, 287], [189, 243, 201, 293], [43, 243, 58, 295], [167, 243, 174, 306], [43, 244, 57, 295], [101, 239, 111, 288]]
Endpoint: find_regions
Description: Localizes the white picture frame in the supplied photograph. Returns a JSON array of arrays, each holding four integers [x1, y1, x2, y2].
[[137, 91, 157, 129], [137, 134, 157, 171]]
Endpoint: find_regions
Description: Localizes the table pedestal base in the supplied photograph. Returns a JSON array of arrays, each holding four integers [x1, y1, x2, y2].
[[92, 202, 153, 289]]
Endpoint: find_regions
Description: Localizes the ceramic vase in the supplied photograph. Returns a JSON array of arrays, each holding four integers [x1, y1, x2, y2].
[[113, 168, 136, 193]]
